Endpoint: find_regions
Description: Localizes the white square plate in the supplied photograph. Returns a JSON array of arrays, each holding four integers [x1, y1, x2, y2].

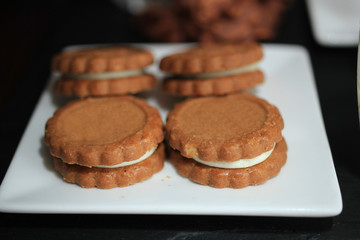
[[306, 0, 360, 47], [0, 44, 342, 217]]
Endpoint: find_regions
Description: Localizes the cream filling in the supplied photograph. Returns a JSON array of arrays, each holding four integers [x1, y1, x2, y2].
[[193, 143, 275, 169], [64, 69, 144, 80], [177, 62, 259, 79], [95, 147, 156, 168]]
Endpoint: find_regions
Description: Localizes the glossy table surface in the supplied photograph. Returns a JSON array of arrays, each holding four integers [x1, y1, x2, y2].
[[1, 0, 359, 239]]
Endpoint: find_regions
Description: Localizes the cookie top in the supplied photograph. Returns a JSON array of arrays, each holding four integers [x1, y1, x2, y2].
[[45, 96, 164, 167], [52, 45, 154, 74], [165, 93, 284, 161], [159, 42, 263, 74]]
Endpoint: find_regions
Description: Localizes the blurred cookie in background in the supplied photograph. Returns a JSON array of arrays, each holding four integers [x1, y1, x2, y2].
[[134, 0, 293, 43]]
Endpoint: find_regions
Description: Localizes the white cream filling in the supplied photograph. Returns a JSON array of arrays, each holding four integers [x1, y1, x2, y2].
[[193, 143, 275, 169], [64, 69, 144, 80], [177, 62, 260, 79], [95, 147, 156, 168]]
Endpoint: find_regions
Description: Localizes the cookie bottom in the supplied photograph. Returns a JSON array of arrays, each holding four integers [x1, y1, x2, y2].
[[162, 70, 264, 96], [55, 74, 156, 97], [170, 139, 287, 188], [54, 143, 165, 189]]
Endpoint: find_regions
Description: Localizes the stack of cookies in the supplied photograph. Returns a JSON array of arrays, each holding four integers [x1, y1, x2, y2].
[[45, 96, 165, 189], [45, 45, 166, 189], [45, 42, 287, 189], [159, 41, 264, 96], [52, 45, 156, 97], [160, 42, 287, 188], [165, 93, 287, 188]]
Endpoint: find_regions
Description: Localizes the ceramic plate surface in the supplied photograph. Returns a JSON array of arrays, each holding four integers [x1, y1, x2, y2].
[[0, 44, 342, 216], [306, 0, 360, 47]]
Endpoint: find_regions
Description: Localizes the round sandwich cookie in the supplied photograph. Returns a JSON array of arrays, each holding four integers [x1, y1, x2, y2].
[[165, 93, 287, 188], [45, 96, 165, 189], [52, 45, 156, 97], [159, 42, 264, 96]]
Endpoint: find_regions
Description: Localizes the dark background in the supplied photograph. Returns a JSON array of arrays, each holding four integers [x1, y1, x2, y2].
[[1, 0, 360, 239]]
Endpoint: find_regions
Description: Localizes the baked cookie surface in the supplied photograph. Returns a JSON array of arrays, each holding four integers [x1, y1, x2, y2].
[[45, 96, 164, 167], [55, 74, 156, 97], [54, 143, 165, 189], [162, 70, 264, 96], [160, 42, 263, 74], [159, 42, 264, 96], [52, 45, 154, 74], [170, 139, 287, 189], [165, 93, 284, 161]]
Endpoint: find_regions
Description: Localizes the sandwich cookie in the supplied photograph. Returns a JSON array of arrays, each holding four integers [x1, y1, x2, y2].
[[159, 42, 264, 96], [52, 45, 156, 97], [45, 96, 165, 188], [165, 93, 287, 188]]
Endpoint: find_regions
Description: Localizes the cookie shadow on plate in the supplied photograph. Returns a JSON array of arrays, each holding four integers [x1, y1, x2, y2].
[[38, 136, 61, 179], [247, 87, 259, 95], [51, 94, 77, 109], [48, 73, 78, 108], [135, 82, 186, 111]]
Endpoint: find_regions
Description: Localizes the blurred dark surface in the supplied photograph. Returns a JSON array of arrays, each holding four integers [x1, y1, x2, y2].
[[1, 0, 360, 239]]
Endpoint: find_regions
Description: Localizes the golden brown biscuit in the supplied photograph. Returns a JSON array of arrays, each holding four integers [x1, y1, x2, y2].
[[52, 45, 156, 97], [170, 139, 287, 188], [159, 42, 264, 96], [52, 45, 154, 74], [45, 96, 164, 167], [45, 96, 165, 188], [54, 143, 165, 189], [160, 42, 263, 74], [166, 93, 283, 161], [55, 74, 156, 97], [163, 70, 264, 96], [165, 93, 286, 188]]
